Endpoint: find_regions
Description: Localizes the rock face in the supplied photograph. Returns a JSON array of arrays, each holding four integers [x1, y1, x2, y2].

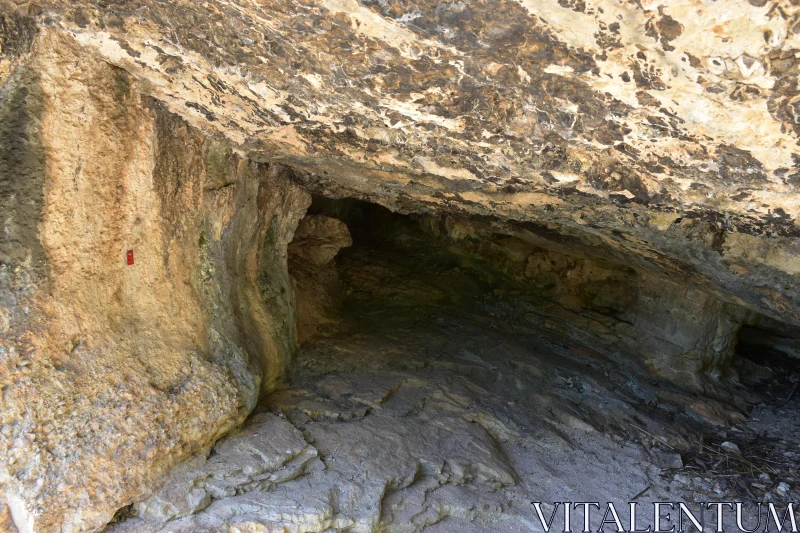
[[289, 215, 353, 343], [0, 0, 797, 325], [0, 0, 799, 532], [411, 211, 749, 388], [0, 31, 310, 533]]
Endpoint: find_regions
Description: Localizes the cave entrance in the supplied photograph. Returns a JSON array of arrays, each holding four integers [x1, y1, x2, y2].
[[288, 196, 510, 348], [734, 321, 800, 393], [276, 195, 800, 524], [115, 196, 800, 532], [280, 195, 714, 527]]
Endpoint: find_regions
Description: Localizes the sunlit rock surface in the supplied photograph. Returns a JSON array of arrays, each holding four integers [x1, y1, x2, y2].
[[0, 33, 310, 532]]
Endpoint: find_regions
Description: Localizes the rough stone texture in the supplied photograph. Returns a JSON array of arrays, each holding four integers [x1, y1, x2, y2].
[[0, 32, 309, 533], [133, 412, 317, 524], [103, 231, 783, 531], [106, 326, 674, 533], [1, 503, 19, 533], [411, 211, 749, 388], [0, 1, 799, 532], [289, 215, 353, 343], [0, 0, 797, 327]]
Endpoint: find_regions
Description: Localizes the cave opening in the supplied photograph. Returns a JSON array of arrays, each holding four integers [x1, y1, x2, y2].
[[105, 194, 800, 532], [250, 194, 800, 528], [734, 320, 800, 394], [288, 195, 517, 347]]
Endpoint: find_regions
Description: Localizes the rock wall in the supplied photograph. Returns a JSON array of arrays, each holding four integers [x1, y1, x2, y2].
[[288, 215, 353, 344], [0, 32, 309, 533], [413, 213, 749, 390]]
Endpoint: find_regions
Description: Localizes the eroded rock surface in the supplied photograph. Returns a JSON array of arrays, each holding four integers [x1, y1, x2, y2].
[[289, 215, 353, 343], [107, 211, 800, 531], [0, 1, 799, 532], [0, 0, 797, 326], [107, 320, 677, 533], [0, 34, 309, 533], [107, 230, 795, 531]]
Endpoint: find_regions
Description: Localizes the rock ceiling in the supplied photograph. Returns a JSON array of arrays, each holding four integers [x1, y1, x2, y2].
[[1, 0, 799, 319]]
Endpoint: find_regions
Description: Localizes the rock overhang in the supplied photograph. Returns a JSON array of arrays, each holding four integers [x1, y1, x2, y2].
[[6, 0, 797, 324]]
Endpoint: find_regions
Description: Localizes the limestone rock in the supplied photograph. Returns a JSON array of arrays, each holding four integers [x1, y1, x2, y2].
[[290, 216, 353, 268], [721, 441, 741, 454], [0, 34, 310, 533], [0, 0, 797, 327], [0, 1, 799, 531], [652, 450, 683, 470], [134, 413, 317, 523], [0, 503, 19, 533], [289, 215, 353, 343]]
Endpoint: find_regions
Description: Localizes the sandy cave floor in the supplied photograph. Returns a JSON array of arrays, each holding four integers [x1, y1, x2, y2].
[[106, 241, 800, 533]]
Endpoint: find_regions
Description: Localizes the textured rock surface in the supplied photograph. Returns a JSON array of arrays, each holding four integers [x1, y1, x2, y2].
[[0, 1, 799, 532], [0, 33, 309, 533], [106, 229, 798, 531], [289, 215, 353, 343], [408, 210, 750, 388], [107, 320, 680, 533], [0, 0, 797, 326]]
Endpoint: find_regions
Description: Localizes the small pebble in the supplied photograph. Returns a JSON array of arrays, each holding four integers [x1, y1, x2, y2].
[[721, 441, 740, 454], [673, 474, 690, 485], [777, 482, 790, 496]]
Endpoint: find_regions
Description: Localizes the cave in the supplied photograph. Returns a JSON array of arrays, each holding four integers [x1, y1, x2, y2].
[[104, 194, 800, 532], [3, 3, 800, 532]]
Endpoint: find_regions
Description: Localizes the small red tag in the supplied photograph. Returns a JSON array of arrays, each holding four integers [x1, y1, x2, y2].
[[126, 250, 134, 265]]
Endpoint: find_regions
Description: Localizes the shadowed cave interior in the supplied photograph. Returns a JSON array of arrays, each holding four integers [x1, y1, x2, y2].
[[108, 193, 800, 532]]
